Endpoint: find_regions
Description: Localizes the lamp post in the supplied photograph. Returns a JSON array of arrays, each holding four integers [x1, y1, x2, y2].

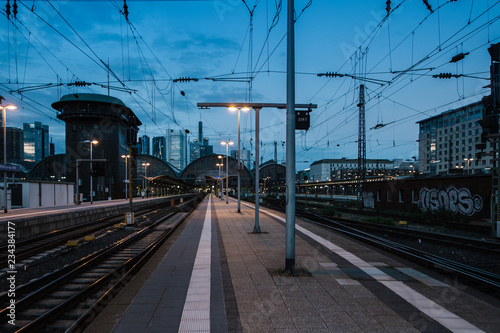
[[228, 106, 250, 213], [83, 140, 99, 204], [221, 141, 234, 204], [218, 155, 223, 199], [464, 158, 474, 175], [142, 162, 150, 197], [0, 97, 17, 213], [121, 155, 129, 199], [216, 162, 223, 198]]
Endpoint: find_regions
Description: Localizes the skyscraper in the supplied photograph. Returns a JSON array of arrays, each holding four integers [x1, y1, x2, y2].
[[138, 135, 150, 155], [152, 136, 167, 161], [167, 129, 187, 171], [189, 139, 201, 164], [23, 122, 49, 163], [0, 127, 23, 162]]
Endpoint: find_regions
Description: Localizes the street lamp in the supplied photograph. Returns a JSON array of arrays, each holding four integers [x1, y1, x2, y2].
[[228, 106, 250, 213], [121, 155, 130, 200], [217, 155, 223, 199], [221, 141, 234, 204], [216, 162, 223, 198], [0, 97, 17, 213], [83, 139, 98, 204], [464, 158, 474, 175], [142, 162, 150, 197]]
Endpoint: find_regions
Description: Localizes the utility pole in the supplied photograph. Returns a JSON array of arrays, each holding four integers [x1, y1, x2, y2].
[[357, 84, 366, 200], [479, 42, 500, 238], [488, 43, 500, 237], [274, 141, 278, 162], [285, 0, 296, 274]]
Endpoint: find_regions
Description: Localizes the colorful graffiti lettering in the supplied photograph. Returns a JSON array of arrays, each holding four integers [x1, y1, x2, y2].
[[417, 187, 483, 216]]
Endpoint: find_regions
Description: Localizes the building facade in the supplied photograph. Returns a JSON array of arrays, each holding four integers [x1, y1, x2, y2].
[[138, 135, 150, 155], [23, 122, 49, 163], [0, 127, 23, 162], [361, 175, 491, 221], [167, 129, 187, 171], [189, 121, 213, 164], [52, 93, 141, 201], [309, 158, 394, 182], [152, 136, 167, 162], [417, 100, 491, 176]]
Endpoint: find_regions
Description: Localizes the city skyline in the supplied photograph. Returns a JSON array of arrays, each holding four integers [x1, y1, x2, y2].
[[0, 1, 499, 171]]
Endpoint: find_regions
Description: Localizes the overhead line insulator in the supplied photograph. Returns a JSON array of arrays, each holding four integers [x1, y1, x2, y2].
[[432, 73, 456, 79], [317, 72, 345, 78], [422, 0, 433, 13], [68, 81, 92, 87], [450, 52, 469, 63], [173, 77, 199, 83], [386, 0, 391, 16]]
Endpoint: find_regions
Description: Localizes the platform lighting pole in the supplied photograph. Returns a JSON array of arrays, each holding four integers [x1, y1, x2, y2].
[[218, 155, 223, 199], [254, 107, 261, 233], [221, 141, 233, 204], [197, 102, 317, 236], [128, 145, 133, 212], [0, 98, 17, 213], [228, 106, 250, 213], [142, 162, 150, 197], [464, 158, 474, 175], [216, 162, 223, 197], [84, 140, 98, 204], [285, 0, 296, 273], [121, 155, 129, 200]]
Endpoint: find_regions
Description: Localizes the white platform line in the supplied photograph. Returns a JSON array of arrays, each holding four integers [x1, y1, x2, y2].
[[396, 267, 449, 287], [241, 202, 484, 333], [178, 196, 212, 333]]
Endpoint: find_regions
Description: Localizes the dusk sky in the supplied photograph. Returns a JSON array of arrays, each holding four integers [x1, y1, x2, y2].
[[1, 0, 499, 171]]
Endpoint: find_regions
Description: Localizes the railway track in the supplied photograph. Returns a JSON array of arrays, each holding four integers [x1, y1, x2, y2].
[[0, 207, 152, 270], [264, 198, 500, 294], [0, 194, 203, 332], [296, 197, 492, 234]]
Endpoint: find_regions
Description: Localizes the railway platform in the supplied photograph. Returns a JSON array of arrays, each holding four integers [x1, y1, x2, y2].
[[85, 195, 500, 332]]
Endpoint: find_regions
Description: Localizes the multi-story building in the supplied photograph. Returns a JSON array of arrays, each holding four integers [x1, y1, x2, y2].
[[138, 135, 150, 155], [152, 136, 166, 162], [52, 93, 141, 201], [417, 100, 491, 176], [0, 127, 24, 162], [167, 129, 187, 171], [188, 121, 213, 164], [309, 158, 394, 182], [23, 121, 49, 163], [189, 139, 201, 164]]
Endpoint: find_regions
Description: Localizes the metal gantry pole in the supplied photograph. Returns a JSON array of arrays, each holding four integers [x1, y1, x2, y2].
[[90, 143, 93, 204], [226, 144, 229, 204], [128, 146, 133, 213], [3, 109, 7, 213], [237, 108, 241, 212], [75, 161, 80, 205], [253, 107, 261, 233], [285, 0, 296, 273]]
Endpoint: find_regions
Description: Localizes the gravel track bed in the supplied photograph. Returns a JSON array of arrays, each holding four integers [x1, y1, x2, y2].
[[0, 228, 136, 293], [366, 230, 500, 275]]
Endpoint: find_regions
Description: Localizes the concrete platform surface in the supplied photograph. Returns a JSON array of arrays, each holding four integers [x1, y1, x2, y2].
[[85, 195, 500, 332]]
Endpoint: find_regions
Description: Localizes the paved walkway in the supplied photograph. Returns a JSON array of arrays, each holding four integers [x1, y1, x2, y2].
[[87, 194, 500, 332]]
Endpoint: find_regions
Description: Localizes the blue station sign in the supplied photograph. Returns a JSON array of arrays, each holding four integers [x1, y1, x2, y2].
[[0, 163, 21, 172]]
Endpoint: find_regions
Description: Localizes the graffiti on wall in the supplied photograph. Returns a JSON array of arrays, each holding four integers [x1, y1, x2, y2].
[[362, 191, 374, 209], [417, 187, 483, 216]]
